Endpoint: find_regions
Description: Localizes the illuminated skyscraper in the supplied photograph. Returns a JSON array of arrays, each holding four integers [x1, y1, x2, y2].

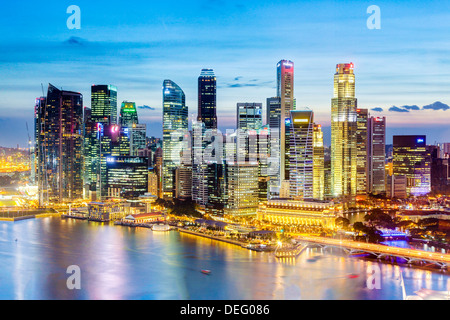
[[162, 80, 188, 199], [288, 110, 314, 200], [226, 163, 259, 216], [368, 116, 386, 194], [37, 84, 84, 203], [356, 108, 368, 195], [105, 156, 148, 199], [393, 135, 430, 196], [91, 85, 118, 124], [277, 60, 294, 185], [119, 101, 138, 127], [198, 69, 217, 130], [331, 63, 357, 198], [237, 102, 263, 130], [313, 124, 325, 200]]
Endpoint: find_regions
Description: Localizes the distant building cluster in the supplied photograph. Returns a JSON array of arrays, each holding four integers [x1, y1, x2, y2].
[[32, 61, 450, 215]]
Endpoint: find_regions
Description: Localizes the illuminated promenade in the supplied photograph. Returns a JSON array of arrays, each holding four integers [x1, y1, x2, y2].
[[297, 235, 450, 269]]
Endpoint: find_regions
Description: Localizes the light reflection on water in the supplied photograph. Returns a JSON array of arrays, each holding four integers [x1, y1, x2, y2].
[[0, 217, 448, 300]]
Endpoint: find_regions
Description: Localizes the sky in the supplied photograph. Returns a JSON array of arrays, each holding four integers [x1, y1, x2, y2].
[[1, 0, 450, 147]]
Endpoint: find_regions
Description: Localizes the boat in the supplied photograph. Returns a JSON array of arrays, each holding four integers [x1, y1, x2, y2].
[[152, 223, 171, 232], [201, 270, 211, 275]]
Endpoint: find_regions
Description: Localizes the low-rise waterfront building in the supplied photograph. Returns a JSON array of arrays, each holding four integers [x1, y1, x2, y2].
[[257, 198, 337, 229]]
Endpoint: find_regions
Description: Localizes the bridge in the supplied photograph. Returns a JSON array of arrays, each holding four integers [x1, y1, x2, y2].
[[296, 235, 450, 269]]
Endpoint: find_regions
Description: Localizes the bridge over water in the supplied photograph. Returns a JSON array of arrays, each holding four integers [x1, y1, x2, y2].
[[297, 235, 450, 269]]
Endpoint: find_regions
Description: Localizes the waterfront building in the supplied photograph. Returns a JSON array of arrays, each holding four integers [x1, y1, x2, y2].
[[356, 108, 368, 195], [105, 156, 148, 199], [288, 110, 314, 200], [33, 96, 46, 185], [257, 199, 336, 229], [175, 164, 193, 201], [162, 80, 189, 199], [148, 171, 159, 197], [331, 63, 358, 198], [368, 116, 386, 195], [88, 201, 130, 221], [429, 145, 450, 195], [37, 84, 84, 204], [237, 102, 263, 130], [393, 135, 431, 196], [313, 124, 325, 200], [197, 69, 217, 130]]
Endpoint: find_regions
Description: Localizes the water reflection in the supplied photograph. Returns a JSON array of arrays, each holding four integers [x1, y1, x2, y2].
[[0, 218, 449, 300]]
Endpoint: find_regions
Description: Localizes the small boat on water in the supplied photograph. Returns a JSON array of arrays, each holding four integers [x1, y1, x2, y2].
[[347, 273, 360, 279], [152, 224, 171, 232], [201, 270, 211, 275]]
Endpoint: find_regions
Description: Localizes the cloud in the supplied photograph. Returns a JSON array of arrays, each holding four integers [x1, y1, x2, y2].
[[371, 107, 383, 112], [234, 76, 243, 81], [64, 36, 88, 46], [389, 106, 410, 113], [400, 105, 420, 110], [422, 101, 450, 111], [138, 105, 156, 110]]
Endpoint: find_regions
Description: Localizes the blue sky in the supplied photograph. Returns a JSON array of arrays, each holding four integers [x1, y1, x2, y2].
[[1, 0, 450, 147]]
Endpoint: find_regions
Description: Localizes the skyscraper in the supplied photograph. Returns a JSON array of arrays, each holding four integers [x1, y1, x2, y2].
[[368, 116, 386, 194], [119, 101, 138, 127], [277, 60, 294, 186], [91, 85, 118, 124], [331, 63, 357, 198], [288, 110, 314, 200], [198, 69, 217, 130], [266, 97, 281, 129], [356, 108, 368, 195], [313, 124, 325, 200], [237, 102, 263, 130], [162, 80, 188, 199], [37, 84, 84, 203], [393, 135, 431, 196]]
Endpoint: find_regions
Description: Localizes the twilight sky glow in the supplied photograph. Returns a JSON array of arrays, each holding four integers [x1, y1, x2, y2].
[[1, 0, 450, 147]]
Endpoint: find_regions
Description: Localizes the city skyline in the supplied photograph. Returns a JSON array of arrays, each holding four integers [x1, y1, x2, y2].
[[2, 1, 450, 147]]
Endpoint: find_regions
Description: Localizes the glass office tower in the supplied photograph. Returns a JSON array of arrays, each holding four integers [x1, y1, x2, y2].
[[288, 110, 314, 200], [162, 80, 188, 199], [197, 69, 217, 130], [119, 101, 139, 127], [91, 85, 118, 124], [331, 63, 357, 198], [356, 108, 368, 195], [368, 116, 386, 194], [237, 102, 263, 130], [393, 135, 430, 196], [37, 84, 84, 203]]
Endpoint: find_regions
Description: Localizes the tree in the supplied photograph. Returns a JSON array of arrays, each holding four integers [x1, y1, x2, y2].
[[335, 217, 350, 230]]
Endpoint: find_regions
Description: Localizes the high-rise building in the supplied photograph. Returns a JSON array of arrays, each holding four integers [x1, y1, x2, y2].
[[277, 60, 294, 186], [226, 162, 259, 216], [37, 84, 84, 203], [33, 96, 46, 185], [119, 101, 139, 127], [367, 116, 386, 194], [198, 69, 217, 130], [356, 108, 368, 195], [128, 124, 147, 156], [393, 135, 431, 196], [331, 63, 357, 198], [162, 80, 188, 199], [288, 110, 314, 200], [266, 97, 281, 129], [237, 102, 262, 130], [91, 85, 118, 124], [313, 124, 325, 200], [105, 156, 148, 199]]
